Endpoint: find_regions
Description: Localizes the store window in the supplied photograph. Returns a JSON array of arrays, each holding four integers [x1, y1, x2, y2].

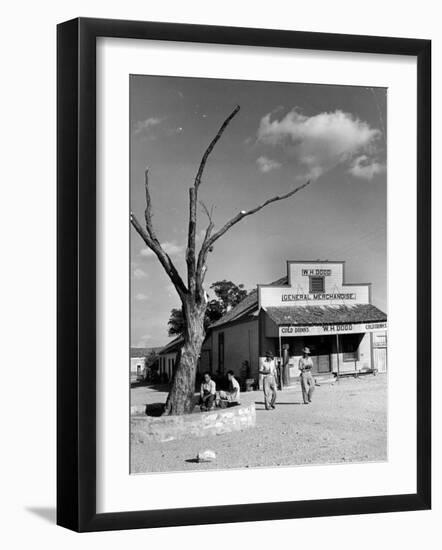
[[309, 276, 325, 293], [341, 334, 361, 362], [374, 333, 387, 347]]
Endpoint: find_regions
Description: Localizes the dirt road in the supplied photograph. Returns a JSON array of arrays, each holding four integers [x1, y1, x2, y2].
[[130, 374, 387, 474]]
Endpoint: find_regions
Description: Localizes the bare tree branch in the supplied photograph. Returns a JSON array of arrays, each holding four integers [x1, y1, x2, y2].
[[195, 202, 215, 295], [210, 179, 311, 245], [186, 187, 197, 293], [130, 213, 188, 297], [196, 180, 312, 280], [131, 167, 188, 296], [199, 200, 213, 222], [186, 105, 241, 298], [194, 105, 240, 191], [143, 168, 158, 242]]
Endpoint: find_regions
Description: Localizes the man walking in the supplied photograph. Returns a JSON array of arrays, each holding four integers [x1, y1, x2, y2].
[[260, 351, 277, 410], [299, 347, 315, 404]]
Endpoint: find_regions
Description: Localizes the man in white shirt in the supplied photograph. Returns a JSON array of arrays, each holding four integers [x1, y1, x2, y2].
[[199, 372, 216, 411], [299, 347, 315, 404], [260, 351, 277, 410]]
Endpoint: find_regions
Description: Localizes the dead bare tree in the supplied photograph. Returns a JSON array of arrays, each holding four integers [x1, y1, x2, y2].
[[131, 105, 311, 415]]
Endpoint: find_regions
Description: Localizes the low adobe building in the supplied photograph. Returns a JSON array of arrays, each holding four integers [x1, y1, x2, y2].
[[130, 349, 147, 382], [158, 336, 182, 381], [199, 260, 387, 385]]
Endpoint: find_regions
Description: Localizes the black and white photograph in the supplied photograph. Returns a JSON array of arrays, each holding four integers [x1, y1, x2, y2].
[[129, 75, 388, 474], [0, 0, 436, 543]]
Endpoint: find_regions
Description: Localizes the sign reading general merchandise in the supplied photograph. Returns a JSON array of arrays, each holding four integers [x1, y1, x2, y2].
[[281, 292, 356, 302], [279, 322, 387, 337]]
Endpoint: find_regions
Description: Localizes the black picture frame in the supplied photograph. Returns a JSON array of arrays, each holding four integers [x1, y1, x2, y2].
[[57, 17, 431, 532]]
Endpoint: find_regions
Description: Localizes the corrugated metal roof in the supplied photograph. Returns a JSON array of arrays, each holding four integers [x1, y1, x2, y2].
[[265, 304, 387, 326], [209, 276, 287, 328], [158, 336, 183, 355]]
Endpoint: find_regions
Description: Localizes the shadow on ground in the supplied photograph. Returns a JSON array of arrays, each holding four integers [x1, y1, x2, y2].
[[145, 402, 165, 416], [130, 382, 171, 391], [26, 507, 56, 524], [255, 401, 303, 406]]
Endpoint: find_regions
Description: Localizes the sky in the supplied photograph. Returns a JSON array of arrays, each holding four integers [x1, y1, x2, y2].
[[130, 75, 387, 348]]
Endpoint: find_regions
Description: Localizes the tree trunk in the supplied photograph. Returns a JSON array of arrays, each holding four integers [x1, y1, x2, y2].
[[163, 300, 206, 415]]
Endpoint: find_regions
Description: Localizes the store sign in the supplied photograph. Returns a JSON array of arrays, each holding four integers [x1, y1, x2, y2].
[[259, 261, 370, 308], [281, 292, 356, 302], [279, 322, 387, 337], [301, 268, 332, 276]]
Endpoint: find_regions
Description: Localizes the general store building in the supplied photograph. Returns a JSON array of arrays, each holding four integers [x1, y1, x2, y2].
[[199, 260, 387, 385]]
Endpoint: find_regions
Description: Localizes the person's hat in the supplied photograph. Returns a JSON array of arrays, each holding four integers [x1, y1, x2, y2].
[[265, 350, 274, 358], [302, 347, 311, 354]]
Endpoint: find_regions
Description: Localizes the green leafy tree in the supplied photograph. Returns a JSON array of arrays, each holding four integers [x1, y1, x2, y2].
[[210, 280, 248, 311], [167, 281, 246, 336], [145, 349, 159, 368]]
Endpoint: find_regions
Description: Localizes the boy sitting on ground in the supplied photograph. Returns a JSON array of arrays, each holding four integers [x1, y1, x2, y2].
[[219, 370, 241, 407], [199, 372, 216, 411]]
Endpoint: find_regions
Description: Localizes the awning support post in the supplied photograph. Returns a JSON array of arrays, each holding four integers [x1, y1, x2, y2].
[[278, 333, 283, 390], [336, 334, 340, 382]]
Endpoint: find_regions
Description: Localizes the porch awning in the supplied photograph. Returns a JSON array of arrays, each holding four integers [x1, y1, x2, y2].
[[264, 304, 387, 337]]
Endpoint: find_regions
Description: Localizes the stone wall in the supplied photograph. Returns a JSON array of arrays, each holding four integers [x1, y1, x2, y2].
[[131, 403, 256, 443]]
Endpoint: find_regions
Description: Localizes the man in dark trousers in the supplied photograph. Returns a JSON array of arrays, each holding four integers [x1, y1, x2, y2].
[[260, 351, 277, 410], [299, 346, 315, 404]]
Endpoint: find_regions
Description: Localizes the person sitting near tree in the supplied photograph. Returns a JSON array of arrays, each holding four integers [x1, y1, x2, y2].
[[199, 372, 216, 411], [219, 370, 241, 406]]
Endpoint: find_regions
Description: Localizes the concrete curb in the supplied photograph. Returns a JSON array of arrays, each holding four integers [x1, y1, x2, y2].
[[131, 403, 256, 443]]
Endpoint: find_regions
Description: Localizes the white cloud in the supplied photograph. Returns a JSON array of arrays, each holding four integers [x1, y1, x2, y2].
[[348, 155, 386, 180], [133, 117, 163, 136], [256, 155, 281, 173], [133, 267, 147, 279], [140, 241, 184, 259], [135, 293, 149, 301], [257, 109, 382, 180]]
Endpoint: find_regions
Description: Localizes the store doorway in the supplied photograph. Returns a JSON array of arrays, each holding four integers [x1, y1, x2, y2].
[[303, 336, 332, 375]]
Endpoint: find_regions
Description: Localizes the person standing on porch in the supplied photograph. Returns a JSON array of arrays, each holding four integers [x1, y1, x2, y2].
[[299, 347, 315, 404], [260, 351, 277, 410]]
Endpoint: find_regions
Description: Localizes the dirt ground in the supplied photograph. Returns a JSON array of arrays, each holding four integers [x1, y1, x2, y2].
[[130, 374, 387, 474]]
